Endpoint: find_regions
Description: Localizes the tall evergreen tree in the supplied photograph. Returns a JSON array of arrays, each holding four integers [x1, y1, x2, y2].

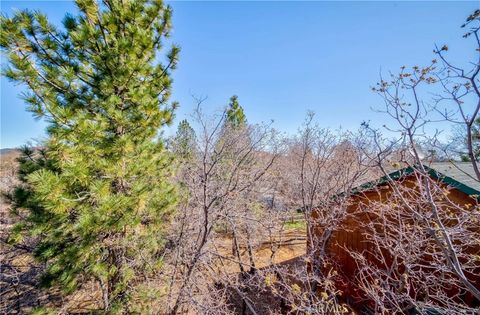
[[171, 119, 196, 161], [1, 0, 179, 312], [225, 95, 246, 129]]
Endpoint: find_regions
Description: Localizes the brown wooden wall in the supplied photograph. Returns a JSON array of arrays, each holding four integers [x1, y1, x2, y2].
[[310, 174, 480, 310]]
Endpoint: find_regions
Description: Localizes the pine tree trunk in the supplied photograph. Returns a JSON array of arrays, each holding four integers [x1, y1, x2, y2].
[[106, 247, 128, 311]]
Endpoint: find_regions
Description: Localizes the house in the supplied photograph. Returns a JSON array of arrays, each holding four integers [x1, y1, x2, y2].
[[309, 162, 480, 312]]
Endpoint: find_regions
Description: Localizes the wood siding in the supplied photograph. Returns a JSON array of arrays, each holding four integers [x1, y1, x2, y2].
[[310, 174, 480, 310]]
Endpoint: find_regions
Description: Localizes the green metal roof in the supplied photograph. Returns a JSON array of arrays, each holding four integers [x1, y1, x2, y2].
[[345, 163, 480, 198]]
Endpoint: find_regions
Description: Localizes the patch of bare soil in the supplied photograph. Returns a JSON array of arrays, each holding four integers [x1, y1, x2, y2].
[[213, 230, 306, 274], [209, 228, 308, 314]]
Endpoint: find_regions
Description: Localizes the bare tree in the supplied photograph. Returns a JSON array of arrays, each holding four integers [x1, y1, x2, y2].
[[343, 63, 480, 313], [162, 99, 282, 314], [254, 113, 379, 314], [434, 10, 480, 180]]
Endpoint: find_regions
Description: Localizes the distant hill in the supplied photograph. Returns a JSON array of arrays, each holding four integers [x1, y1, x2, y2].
[[0, 148, 21, 190], [0, 148, 19, 155], [1, 147, 41, 188]]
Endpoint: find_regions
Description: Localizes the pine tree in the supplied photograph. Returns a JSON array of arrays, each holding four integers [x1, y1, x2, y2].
[[1, 0, 179, 312], [226, 95, 246, 129], [171, 119, 196, 161]]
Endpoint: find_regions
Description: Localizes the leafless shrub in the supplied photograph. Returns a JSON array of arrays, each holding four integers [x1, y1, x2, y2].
[[343, 60, 480, 313], [163, 100, 283, 314]]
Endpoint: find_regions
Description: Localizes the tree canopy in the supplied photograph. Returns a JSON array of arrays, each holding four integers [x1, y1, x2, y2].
[[226, 95, 246, 129], [171, 119, 196, 161]]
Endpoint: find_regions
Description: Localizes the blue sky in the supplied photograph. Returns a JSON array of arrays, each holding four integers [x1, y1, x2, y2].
[[1, 1, 478, 148]]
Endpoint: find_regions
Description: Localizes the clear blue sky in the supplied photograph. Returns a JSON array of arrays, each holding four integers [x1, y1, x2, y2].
[[1, 1, 478, 148]]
